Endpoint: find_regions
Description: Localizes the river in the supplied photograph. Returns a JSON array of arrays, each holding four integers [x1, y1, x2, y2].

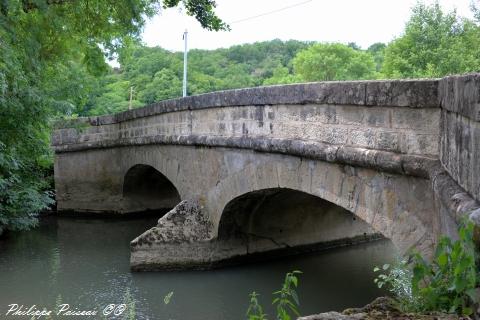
[[0, 215, 397, 319]]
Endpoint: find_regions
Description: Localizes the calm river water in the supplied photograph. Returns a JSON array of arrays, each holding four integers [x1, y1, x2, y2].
[[0, 216, 396, 319]]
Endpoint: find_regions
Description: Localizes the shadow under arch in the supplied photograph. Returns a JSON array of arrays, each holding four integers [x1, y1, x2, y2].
[[122, 164, 181, 214], [218, 188, 384, 257]]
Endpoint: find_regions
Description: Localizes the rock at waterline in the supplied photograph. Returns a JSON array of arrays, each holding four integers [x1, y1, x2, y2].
[[298, 297, 465, 320]]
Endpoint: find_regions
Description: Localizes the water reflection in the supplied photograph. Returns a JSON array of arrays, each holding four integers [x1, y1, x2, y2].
[[0, 216, 397, 319]]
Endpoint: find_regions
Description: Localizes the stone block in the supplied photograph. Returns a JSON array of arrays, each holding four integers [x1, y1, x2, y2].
[[440, 73, 480, 121], [349, 129, 376, 148], [366, 79, 440, 107], [391, 108, 440, 131], [376, 131, 400, 152], [363, 108, 390, 127], [335, 105, 365, 126], [404, 133, 439, 156]]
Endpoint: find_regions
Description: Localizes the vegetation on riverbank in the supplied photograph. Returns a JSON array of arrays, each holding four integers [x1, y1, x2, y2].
[[1, 1, 480, 234], [246, 270, 302, 320], [374, 221, 479, 317], [253, 222, 479, 319]]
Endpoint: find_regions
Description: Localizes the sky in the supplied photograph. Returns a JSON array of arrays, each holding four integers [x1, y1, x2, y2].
[[141, 0, 475, 52]]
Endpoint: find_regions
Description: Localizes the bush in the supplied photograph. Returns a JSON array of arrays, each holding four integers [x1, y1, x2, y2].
[[375, 220, 479, 316], [0, 143, 54, 234]]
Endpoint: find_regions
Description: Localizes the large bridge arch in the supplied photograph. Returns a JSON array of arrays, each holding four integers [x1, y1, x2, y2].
[[207, 152, 436, 255], [217, 187, 379, 256]]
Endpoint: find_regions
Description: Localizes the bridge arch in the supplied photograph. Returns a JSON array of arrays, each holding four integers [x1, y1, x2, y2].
[[208, 155, 436, 255], [218, 187, 379, 255], [122, 164, 181, 213]]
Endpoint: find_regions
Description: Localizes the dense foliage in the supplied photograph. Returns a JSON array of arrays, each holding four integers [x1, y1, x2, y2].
[[292, 43, 376, 81], [82, 40, 381, 116], [1, 1, 480, 232], [0, 0, 225, 233], [375, 221, 479, 316], [382, 2, 480, 78], [85, 39, 310, 115], [81, 3, 480, 116]]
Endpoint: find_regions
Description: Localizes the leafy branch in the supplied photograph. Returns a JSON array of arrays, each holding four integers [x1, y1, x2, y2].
[[246, 270, 302, 320]]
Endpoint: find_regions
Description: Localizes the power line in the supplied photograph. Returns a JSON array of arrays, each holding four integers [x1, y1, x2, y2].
[[229, 0, 313, 24]]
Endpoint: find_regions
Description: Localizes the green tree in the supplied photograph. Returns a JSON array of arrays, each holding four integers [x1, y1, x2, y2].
[[347, 42, 361, 50], [382, 2, 480, 78], [367, 42, 386, 72], [0, 0, 226, 233], [139, 69, 182, 104], [263, 66, 300, 85], [472, 1, 480, 23], [292, 43, 376, 81], [89, 77, 142, 115], [93, 39, 310, 114]]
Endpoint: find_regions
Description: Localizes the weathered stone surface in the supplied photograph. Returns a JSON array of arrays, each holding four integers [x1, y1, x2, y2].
[[51, 74, 480, 271], [439, 74, 480, 203], [54, 79, 440, 128], [440, 73, 480, 121], [52, 103, 441, 159], [131, 200, 212, 245], [130, 200, 215, 270], [299, 312, 366, 320], [56, 144, 438, 259], [431, 165, 480, 219], [366, 79, 440, 108], [130, 193, 383, 271], [53, 134, 436, 178], [439, 110, 480, 202]]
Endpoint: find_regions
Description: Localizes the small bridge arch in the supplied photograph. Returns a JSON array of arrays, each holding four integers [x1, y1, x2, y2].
[[122, 164, 181, 213]]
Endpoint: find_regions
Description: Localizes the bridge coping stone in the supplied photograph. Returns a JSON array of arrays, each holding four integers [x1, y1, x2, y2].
[[55, 79, 440, 129], [440, 73, 480, 121]]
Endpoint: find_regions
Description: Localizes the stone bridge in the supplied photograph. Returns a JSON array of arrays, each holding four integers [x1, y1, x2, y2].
[[52, 74, 480, 271]]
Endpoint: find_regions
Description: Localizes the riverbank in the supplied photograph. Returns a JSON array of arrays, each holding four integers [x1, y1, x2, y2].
[[299, 297, 465, 320]]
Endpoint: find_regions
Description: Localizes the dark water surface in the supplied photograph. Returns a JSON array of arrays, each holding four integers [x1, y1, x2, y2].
[[0, 216, 396, 319]]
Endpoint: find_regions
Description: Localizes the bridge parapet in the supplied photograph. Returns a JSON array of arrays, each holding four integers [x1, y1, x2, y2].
[[53, 80, 441, 161], [433, 74, 480, 229], [440, 74, 480, 202]]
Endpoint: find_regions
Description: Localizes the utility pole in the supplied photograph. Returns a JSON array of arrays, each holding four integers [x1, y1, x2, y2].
[[182, 29, 188, 97], [129, 86, 134, 110]]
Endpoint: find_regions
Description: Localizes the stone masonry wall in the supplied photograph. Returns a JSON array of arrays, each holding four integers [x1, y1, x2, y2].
[[54, 104, 440, 157], [51, 76, 480, 254], [440, 74, 480, 202], [52, 80, 440, 158]]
